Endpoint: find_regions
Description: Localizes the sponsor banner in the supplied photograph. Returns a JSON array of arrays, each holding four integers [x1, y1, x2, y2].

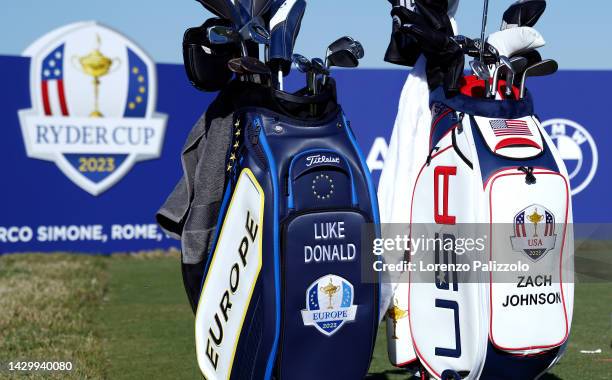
[[1, 22, 610, 253]]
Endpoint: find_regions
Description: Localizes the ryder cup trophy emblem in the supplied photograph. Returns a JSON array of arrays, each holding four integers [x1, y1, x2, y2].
[[320, 278, 340, 309], [73, 35, 120, 117], [511, 204, 557, 262], [301, 274, 358, 336], [386, 299, 407, 340], [18, 21, 167, 196], [528, 209, 543, 237]]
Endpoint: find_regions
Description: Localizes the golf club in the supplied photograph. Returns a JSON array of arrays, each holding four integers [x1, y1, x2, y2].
[[501, 0, 547, 30], [310, 58, 329, 93], [479, 0, 490, 64], [504, 56, 528, 97], [470, 60, 490, 82], [238, 16, 270, 45], [322, 37, 364, 86], [491, 55, 513, 98], [227, 57, 247, 74], [520, 58, 558, 98], [292, 53, 314, 93], [308, 57, 328, 115], [207, 25, 240, 45]]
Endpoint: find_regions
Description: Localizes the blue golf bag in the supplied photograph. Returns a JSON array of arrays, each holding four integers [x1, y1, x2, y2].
[[193, 82, 380, 380]]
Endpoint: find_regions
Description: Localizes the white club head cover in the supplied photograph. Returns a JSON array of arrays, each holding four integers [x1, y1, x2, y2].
[[487, 26, 545, 57]]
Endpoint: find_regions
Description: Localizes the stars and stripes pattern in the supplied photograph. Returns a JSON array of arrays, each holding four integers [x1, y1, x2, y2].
[[544, 210, 555, 236], [41, 44, 69, 116], [515, 211, 527, 237], [489, 119, 532, 137]]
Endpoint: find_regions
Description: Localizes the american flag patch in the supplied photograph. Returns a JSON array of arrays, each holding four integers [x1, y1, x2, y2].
[[489, 119, 532, 137]]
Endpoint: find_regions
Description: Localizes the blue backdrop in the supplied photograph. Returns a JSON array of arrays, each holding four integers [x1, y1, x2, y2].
[[1, 54, 610, 253]]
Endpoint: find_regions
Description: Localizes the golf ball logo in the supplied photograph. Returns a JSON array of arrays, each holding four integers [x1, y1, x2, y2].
[[542, 119, 598, 195]]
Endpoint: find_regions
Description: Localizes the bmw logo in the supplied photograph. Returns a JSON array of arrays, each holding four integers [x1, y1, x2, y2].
[[541, 119, 598, 195]]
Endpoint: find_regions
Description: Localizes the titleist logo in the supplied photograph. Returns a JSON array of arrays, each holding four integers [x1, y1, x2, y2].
[[305, 154, 340, 167]]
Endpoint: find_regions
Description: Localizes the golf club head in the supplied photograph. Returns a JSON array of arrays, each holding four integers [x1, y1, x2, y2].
[[292, 53, 311, 73], [520, 59, 558, 97], [501, 0, 546, 30], [326, 36, 364, 60], [311, 58, 329, 75], [269, 0, 307, 74], [239, 56, 272, 75], [513, 49, 542, 67], [473, 38, 499, 65], [227, 57, 246, 74], [207, 25, 239, 45], [327, 36, 356, 54], [238, 16, 271, 45], [510, 56, 529, 74], [500, 56, 514, 73], [525, 58, 558, 77], [470, 60, 490, 80], [502, 56, 528, 96], [326, 49, 360, 68], [491, 55, 512, 98]]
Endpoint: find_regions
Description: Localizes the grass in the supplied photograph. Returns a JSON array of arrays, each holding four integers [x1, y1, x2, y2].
[[0, 254, 108, 379], [0, 248, 610, 379]]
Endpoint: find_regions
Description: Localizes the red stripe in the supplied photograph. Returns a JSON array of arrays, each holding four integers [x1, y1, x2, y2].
[[41, 81, 52, 115], [56, 79, 69, 116], [521, 224, 526, 237], [494, 138, 542, 151]]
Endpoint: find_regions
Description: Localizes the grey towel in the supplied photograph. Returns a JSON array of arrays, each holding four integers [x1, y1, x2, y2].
[[156, 110, 233, 265]]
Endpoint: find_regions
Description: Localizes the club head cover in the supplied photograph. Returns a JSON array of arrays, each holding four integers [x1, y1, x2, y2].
[[414, 0, 451, 31], [443, 56, 465, 97], [269, 0, 307, 75], [195, 0, 243, 26], [240, 0, 274, 19], [183, 17, 240, 92], [487, 26, 545, 58]]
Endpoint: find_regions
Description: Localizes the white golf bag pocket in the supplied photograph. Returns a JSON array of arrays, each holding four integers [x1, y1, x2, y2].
[[488, 168, 570, 354], [388, 87, 574, 379]]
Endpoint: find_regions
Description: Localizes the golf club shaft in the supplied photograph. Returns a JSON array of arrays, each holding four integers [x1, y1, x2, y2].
[[479, 0, 490, 64], [520, 72, 528, 98], [277, 70, 283, 90]]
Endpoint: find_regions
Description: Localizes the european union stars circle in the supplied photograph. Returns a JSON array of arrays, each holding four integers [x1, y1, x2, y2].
[[312, 174, 334, 200], [128, 66, 146, 110]]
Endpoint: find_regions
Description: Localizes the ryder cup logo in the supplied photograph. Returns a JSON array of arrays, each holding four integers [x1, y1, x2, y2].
[[301, 274, 357, 336], [542, 119, 598, 195], [18, 21, 167, 195], [510, 204, 557, 262]]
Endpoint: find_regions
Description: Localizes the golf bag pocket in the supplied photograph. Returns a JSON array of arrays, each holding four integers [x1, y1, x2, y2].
[[195, 106, 380, 380], [389, 87, 574, 379], [487, 168, 570, 353], [471, 115, 543, 158]]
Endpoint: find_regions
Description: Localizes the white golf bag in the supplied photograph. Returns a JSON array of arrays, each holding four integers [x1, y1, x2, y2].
[[386, 83, 574, 379]]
